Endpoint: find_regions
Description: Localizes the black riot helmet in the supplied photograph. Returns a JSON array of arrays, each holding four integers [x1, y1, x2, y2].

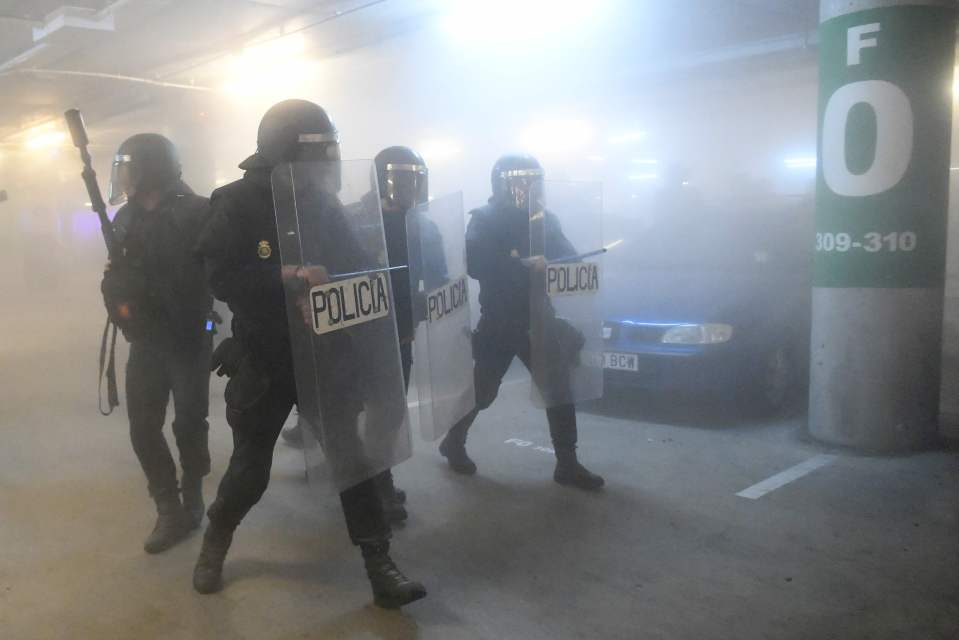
[[109, 133, 181, 205], [491, 154, 544, 211], [240, 99, 341, 170], [374, 146, 428, 213]]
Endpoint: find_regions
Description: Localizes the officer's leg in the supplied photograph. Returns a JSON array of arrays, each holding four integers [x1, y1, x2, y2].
[[169, 338, 213, 528], [439, 322, 515, 475], [363, 336, 411, 523], [127, 343, 191, 552], [341, 477, 426, 609], [194, 377, 294, 594], [396, 340, 413, 504], [127, 343, 176, 497], [374, 339, 412, 516], [516, 341, 605, 491], [400, 340, 413, 391]]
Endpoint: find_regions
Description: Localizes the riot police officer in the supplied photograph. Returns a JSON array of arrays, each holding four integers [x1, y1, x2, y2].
[[192, 100, 426, 609], [280, 146, 440, 525], [369, 145, 443, 522], [104, 133, 213, 553], [438, 154, 605, 490]]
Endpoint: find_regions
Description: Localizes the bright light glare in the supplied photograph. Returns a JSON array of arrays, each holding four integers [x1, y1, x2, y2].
[[587, 155, 606, 163], [520, 119, 593, 155], [608, 131, 647, 145], [221, 35, 315, 99], [442, 0, 607, 45], [631, 158, 658, 166], [418, 138, 462, 164], [784, 156, 817, 169], [628, 173, 659, 181], [24, 129, 66, 150]]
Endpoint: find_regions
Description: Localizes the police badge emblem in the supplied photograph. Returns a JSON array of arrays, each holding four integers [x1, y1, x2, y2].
[[257, 240, 272, 259]]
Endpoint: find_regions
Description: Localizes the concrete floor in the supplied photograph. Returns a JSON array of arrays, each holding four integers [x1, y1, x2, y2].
[[2, 285, 959, 639]]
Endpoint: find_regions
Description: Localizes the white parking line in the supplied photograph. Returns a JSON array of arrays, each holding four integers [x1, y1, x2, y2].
[[504, 438, 555, 454], [736, 454, 838, 500]]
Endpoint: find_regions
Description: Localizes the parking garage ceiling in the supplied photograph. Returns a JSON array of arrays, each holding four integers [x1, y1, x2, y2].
[[0, 0, 825, 145]]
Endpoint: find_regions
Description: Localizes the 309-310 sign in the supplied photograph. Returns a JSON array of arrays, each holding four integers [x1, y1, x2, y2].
[[814, 5, 955, 288]]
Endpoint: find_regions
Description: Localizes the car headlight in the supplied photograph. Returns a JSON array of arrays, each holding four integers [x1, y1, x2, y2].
[[602, 326, 613, 340], [661, 323, 733, 345]]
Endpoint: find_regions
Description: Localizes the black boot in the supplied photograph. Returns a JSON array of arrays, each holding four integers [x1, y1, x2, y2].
[[192, 523, 234, 594], [360, 539, 427, 609], [375, 471, 408, 526], [181, 477, 205, 530], [439, 424, 476, 475], [143, 490, 192, 554], [553, 449, 605, 491]]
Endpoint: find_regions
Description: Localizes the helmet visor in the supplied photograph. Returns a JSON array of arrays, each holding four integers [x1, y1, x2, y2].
[[501, 168, 544, 211], [109, 155, 134, 205], [383, 163, 428, 212], [293, 136, 342, 193], [295, 133, 340, 163]]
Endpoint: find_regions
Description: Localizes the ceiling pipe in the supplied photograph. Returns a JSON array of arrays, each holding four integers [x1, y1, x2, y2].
[[0, 68, 213, 91]]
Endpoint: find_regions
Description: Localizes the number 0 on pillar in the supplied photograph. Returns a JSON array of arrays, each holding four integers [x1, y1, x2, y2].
[[815, 4, 956, 288]]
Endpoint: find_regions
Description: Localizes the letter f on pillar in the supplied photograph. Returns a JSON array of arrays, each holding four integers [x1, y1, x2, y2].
[[848, 23, 880, 66]]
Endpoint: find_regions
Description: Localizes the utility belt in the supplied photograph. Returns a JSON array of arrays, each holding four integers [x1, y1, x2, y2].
[[98, 260, 217, 415]]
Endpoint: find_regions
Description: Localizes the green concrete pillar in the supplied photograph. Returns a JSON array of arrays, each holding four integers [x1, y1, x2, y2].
[[810, 0, 957, 450]]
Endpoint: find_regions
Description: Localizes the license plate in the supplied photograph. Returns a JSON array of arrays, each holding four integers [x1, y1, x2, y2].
[[604, 352, 639, 371]]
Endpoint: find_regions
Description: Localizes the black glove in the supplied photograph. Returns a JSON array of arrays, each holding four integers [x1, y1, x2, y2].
[[210, 336, 246, 378]]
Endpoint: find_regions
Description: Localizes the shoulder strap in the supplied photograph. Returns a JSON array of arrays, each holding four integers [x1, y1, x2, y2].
[[98, 316, 120, 416]]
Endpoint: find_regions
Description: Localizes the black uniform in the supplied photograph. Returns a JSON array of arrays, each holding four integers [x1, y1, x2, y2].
[[112, 181, 213, 500], [195, 168, 387, 543], [388, 215, 416, 382], [379, 198, 447, 383], [193, 101, 424, 607], [357, 143, 446, 522], [445, 198, 579, 449], [439, 153, 603, 490]]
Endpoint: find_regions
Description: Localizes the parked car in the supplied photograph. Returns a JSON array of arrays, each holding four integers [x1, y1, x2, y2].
[[599, 197, 812, 414]]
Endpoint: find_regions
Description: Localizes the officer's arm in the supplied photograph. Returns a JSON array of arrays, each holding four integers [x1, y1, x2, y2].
[[109, 205, 131, 255], [466, 211, 521, 283], [194, 191, 285, 308], [421, 218, 449, 289], [184, 198, 215, 313]]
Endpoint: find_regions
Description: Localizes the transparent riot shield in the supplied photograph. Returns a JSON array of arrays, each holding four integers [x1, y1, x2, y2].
[[528, 180, 604, 408], [272, 159, 412, 492], [406, 192, 476, 441]]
